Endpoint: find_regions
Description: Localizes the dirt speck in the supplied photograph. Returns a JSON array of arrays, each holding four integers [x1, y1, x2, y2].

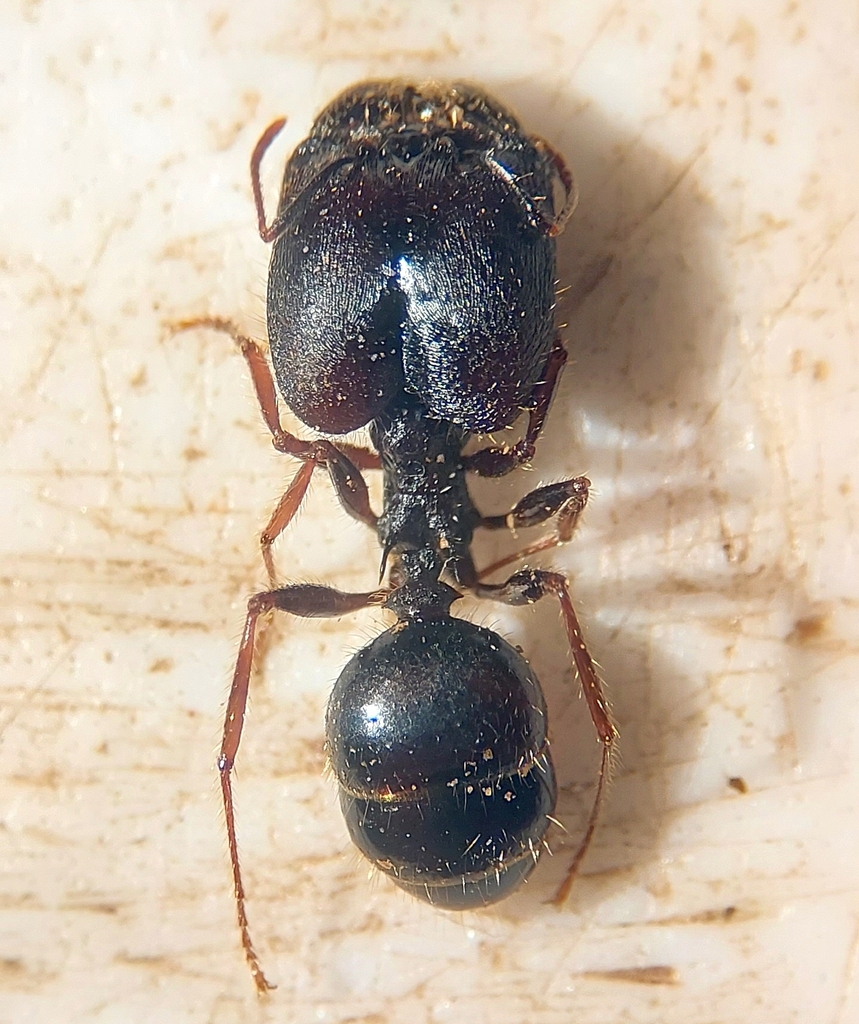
[[786, 612, 828, 645], [728, 17, 758, 60], [582, 965, 679, 986], [148, 657, 174, 674], [209, 10, 228, 35]]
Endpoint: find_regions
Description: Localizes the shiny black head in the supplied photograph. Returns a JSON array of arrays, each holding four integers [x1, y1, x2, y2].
[[266, 80, 561, 436], [326, 611, 557, 908]]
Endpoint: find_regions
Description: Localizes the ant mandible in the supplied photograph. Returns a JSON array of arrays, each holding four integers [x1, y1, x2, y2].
[[174, 81, 615, 993]]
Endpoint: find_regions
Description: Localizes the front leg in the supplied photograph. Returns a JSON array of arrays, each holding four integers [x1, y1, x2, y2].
[[465, 335, 567, 477]]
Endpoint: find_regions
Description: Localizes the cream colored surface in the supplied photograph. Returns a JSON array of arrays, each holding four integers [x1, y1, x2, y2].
[[2, 2, 858, 1022]]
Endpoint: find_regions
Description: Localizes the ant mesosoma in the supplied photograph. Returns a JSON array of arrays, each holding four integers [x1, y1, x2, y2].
[[175, 81, 615, 992]]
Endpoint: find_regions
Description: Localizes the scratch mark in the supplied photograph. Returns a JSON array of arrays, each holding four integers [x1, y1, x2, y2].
[[617, 904, 745, 927], [567, 1, 623, 80], [620, 141, 709, 245], [836, 914, 859, 1024], [0, 640, 77, 747], [92, 334, 122, 480], [768, 213, 856, 324]]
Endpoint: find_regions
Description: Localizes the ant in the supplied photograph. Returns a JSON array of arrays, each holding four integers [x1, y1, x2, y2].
[[174, 81, 615, 993]]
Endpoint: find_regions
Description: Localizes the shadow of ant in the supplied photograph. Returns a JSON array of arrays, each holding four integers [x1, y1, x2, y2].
[[463, 80, 740, 918]]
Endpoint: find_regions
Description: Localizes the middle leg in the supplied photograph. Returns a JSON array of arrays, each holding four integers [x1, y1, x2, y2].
[[464, 334, 568, 477], [477, 476, 590, 580], [258, 441, 378, 587]]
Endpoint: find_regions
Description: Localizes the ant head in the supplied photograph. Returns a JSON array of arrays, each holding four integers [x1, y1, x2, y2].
[[326, 613, 556, 907]]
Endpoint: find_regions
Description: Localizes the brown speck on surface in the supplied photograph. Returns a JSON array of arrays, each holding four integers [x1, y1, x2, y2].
[[582, 965, 680, 986], [182, 446, 207, 462], [735, 75, 752, 94], [148, 657, 174, 674], [128, 366, 148, 389], [786, 612, 829, 645], [728, 776, 749, 794], [209, 9, 228, 35], [729, 16, 758, 59], [812, 359, 830, 382], [0, 958, 25, 979]]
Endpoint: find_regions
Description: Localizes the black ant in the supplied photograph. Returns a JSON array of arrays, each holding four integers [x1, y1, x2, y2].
[[174, 81, 615, 993]]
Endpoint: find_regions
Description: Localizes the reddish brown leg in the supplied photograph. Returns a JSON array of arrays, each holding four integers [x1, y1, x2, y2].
[[170, 317, 380, 582], [257, 445, 377, 585], [478, 476, 590, 580], [169, 317, 380, 470], [259, 460, 315, 587], [474, 568, 615, 902], [465, 335, 567, 477], [532, 135, 579, 237], [250, 118, 358, 251], [250, 118, 288, 243], [221, 583, 387, 992], [485, 138, 576, 240]]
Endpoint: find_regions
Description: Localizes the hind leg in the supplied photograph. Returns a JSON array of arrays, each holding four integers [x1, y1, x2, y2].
[[475, 568, 615, 902]]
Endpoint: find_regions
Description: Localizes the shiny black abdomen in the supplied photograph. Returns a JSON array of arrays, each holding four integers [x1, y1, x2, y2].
[[326, 614, 557, 907]]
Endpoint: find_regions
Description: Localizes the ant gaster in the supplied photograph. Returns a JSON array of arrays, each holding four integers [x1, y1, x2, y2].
[[175, 81, 615, 993]]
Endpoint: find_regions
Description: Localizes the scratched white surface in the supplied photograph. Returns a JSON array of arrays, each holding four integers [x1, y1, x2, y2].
[[2, 1, 858, 1022]]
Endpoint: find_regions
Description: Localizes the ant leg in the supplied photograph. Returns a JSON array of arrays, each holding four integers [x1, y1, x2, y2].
[[464, 335, 567, 477], [169, 318, 379, 584], [531, 135, 579, 237], [250, 117, 288, 244], [258, 460, 315, 588], [484, 138, 577, 240], [222, 582, 387, 992], [168, 317, 380, 469], [477, 476, 590, 580], [475, 569, 615, 903], [260, 444, 377, 587]]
